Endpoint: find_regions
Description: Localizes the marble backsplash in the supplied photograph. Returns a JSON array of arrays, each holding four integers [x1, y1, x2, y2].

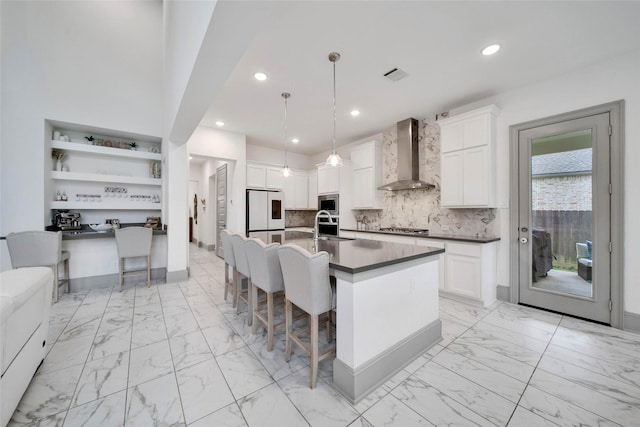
[[353, 114, 497, 237], [285, 210, 316, 228]]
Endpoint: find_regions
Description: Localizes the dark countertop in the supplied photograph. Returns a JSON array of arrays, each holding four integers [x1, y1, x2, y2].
[[340, 228, 500, 244], [249, 231, 444, 275], [54, 223, 167, 240]]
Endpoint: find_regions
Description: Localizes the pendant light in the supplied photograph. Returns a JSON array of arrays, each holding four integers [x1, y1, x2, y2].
[[281, 92, 292, 177], [325, 52, 343, 167]]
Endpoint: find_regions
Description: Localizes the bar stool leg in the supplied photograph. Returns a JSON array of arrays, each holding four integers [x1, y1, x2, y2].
[[64, 258, 70, 293], [119, 258, 124, 292], [310, 314, 319, 388], [247, 279, 253, 326], [251, 283, 259, 334], [284, 299, 293, 362], [146, 254, 151, 287], [266, 292, 274, 352], [233, 267, 240, 309], [224, 263, 230, 301], [53, 264, 60, 303]]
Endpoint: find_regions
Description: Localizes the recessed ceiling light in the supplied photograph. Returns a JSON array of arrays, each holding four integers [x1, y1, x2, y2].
[[254, 72, 267, 81], [481, 44, 501, 56], [189, 156, 193, 160], [291, 138, 299, 144], [215, 121, 224, 127], [350, 110, 360, 117]]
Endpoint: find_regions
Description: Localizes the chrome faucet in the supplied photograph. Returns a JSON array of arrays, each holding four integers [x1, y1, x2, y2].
[[314, 210, 334, 242]]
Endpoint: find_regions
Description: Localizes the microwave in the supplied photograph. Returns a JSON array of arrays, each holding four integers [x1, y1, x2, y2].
[[318, 194, 339, 215]]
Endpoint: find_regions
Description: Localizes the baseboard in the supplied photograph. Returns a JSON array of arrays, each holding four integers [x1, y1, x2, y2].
[[332, 319, 442, 404], [166, 269, 188, 283], [624, 311, 640, 334], [497, 285, 511, 302], [198, 241, 203, 248], [69, 268, 166, 290], [206, 244, 215, 251]]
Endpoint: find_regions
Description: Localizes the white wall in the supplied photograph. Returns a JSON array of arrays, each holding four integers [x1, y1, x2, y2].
[[188, 127, 246, 235], [0, 0, 162, 270], [451, 49, 640, 315]]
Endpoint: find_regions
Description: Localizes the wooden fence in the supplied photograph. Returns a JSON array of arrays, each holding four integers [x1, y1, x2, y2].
[[532, 210, 592, 270]]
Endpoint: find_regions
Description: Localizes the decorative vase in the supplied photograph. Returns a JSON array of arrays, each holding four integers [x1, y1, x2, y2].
[[56, 159, 62, 172]]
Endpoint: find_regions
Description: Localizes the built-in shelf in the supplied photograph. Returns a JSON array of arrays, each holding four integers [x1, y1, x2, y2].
[[51, 140, 162, 161], [50, 201, 161, 210], [51, 171, 161, 186]]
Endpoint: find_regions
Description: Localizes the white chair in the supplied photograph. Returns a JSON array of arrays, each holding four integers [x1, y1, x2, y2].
[[6, 230, 70, 303], [245, 238, 285, 351], [114, 227, 152, 291], [278, 244, 335, 388], [220, 230, 237, 305], [231, 234, 252, 324]]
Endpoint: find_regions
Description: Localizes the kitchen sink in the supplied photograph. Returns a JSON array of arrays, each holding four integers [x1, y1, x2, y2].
[[316, 236, 354, 241]]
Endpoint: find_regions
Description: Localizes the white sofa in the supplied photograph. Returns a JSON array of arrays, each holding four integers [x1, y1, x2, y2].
[[1, 267, 53, 426]]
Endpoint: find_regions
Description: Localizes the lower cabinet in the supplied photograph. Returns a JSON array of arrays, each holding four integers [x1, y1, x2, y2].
[[339, 231, 497, 307], [442, 241, 497, 307]]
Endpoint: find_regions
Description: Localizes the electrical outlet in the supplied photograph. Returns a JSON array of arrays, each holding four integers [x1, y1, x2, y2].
[[441, 225, 450, 231]]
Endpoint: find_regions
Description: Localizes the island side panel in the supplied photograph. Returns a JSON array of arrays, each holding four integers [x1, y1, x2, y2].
[[333, 256, 441, 403]]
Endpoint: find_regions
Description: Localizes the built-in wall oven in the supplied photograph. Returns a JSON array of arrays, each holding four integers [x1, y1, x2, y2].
[[317, 217, 339, 236], [318, 194, 339, 215]]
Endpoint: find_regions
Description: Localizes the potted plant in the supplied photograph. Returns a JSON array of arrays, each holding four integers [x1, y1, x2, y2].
[[129, 142, 138, 151]]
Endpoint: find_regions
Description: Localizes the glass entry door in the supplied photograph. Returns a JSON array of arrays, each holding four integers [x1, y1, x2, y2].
[[518, 113, 611, 324]]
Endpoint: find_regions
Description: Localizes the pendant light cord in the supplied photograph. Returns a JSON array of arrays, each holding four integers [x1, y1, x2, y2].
[[284, 94, 288, 165], [332, 59, 337, 153]]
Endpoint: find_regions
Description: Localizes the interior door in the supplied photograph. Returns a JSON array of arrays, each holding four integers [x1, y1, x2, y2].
[[518, 113, 611, 323], [216, 164, 227, 258]]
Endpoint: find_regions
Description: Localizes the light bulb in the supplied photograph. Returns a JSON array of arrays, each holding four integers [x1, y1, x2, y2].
[[281, 165, 291, 177]]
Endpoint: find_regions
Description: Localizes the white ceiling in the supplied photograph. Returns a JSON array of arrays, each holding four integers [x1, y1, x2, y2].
[[200, 1, 640, 156]]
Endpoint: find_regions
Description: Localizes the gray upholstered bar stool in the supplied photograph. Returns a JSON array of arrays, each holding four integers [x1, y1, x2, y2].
[[245, 238, 285, 351], [278, 244, 335, 388], [114, 226, 152, 291], [231, 233, 252, 325], [220, 230, 237, 305], [6, 230, 70, 303]]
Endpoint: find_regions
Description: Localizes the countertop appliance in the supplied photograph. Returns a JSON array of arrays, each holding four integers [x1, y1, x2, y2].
[[55, 211, 81, 230], [247, 190, 285, 232], [318, 194, 339, 215]]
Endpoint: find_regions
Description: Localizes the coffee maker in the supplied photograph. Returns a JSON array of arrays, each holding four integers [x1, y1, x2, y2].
[[55, 211, 81, 230]]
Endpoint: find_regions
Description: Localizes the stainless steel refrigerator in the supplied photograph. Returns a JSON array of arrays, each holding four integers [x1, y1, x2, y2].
[[246, 190, 285, 233]]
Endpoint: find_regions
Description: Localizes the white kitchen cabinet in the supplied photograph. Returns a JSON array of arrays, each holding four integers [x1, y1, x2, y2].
[[284, 170, 309, 209], [265, 167, 284, 190], [247, 163, 284, 190], [438, 105, 499, 208], [442, 241, 497, 307], [308, 170, 318, 209], [317, 164, 340, 195], [350, 141, 383, 209], [247, 163, 267, 189]]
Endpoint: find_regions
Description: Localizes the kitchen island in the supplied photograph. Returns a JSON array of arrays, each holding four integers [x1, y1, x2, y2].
[[248, 231, 444, 403]]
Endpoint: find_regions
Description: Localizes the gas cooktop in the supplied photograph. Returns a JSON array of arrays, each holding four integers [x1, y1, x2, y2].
[[379, 228, 429, 235]]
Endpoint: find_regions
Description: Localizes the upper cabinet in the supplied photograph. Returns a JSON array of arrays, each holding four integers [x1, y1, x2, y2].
[[308, 170, 318, 209], [283, 170, 313, 210], [48, 124, 162, 214], [438, 105, 500, 208], [350, 141, 383, 209], [246, 162, 284, 190], [317, 164, 340, 195]]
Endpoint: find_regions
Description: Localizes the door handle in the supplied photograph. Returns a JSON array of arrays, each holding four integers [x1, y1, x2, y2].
[[520, 237, 528, 244]]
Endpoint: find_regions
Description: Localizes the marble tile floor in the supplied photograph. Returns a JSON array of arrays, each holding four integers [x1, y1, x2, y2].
[[9, 244, 640, 426]]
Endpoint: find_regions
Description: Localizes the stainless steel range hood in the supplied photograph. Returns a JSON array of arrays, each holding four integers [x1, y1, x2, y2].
[[378, 118, 435, 191]]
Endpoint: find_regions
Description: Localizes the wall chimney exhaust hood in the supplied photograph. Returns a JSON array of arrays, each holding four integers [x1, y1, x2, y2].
[[378, 118, 435, 191]]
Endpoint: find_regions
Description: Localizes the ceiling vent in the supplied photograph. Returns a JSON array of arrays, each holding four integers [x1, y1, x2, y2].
[[383, 67, 409, 82]]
